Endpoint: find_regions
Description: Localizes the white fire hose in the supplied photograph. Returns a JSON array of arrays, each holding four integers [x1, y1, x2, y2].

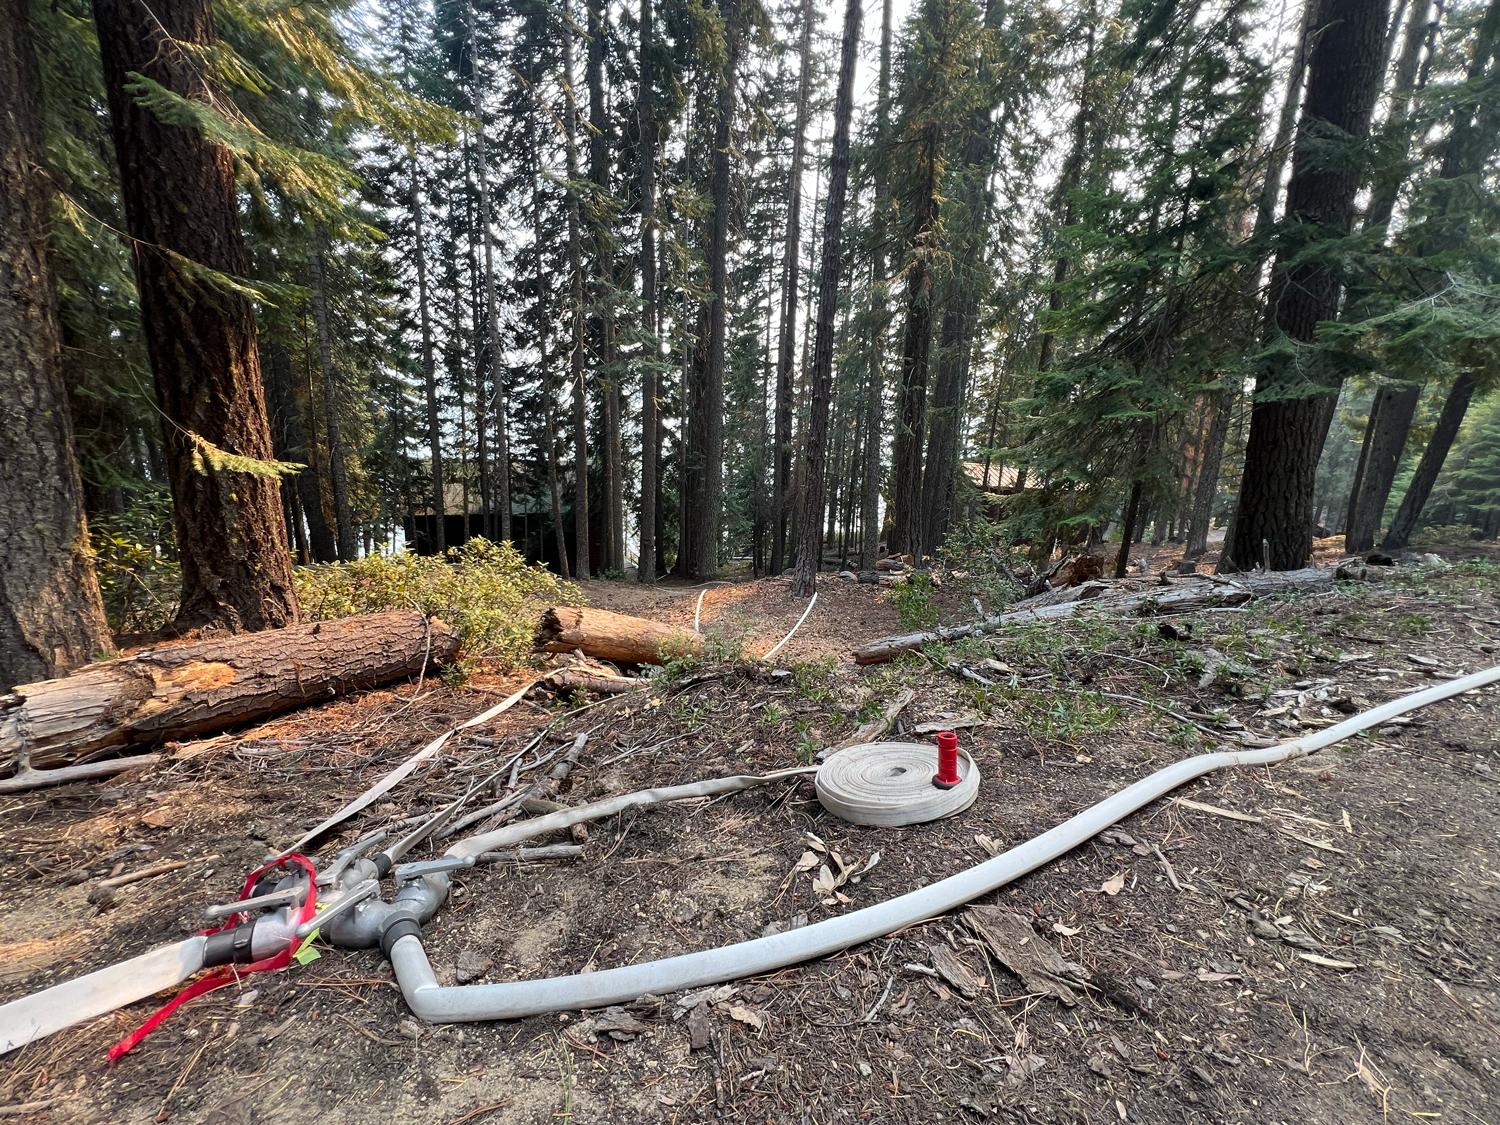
[[387, 664, 1500, 1023]]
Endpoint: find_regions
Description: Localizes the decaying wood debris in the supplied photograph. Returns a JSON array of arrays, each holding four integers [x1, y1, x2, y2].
[[1, 611, 459, 777], [537, 606, 703, 665], [965, 906, 1095, 1005], [853, 567, 1341, 664]]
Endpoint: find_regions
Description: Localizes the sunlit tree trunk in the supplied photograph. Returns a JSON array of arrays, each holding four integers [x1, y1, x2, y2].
[[92, 0, 298, 629]]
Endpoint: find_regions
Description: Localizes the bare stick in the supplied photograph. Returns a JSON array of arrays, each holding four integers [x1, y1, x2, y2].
[[0, 754, 163, 795]]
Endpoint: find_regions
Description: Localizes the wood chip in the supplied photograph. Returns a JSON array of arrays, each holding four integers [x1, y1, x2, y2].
[[1298, 953, 1359, 970], [928, 945, 985, 998], [1169, 797, 1264, 823], [965, 906, 1093, 1006]]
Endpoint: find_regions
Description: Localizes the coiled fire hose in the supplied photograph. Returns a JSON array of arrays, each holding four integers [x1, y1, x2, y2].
[[385, 664, 1500, 1023]]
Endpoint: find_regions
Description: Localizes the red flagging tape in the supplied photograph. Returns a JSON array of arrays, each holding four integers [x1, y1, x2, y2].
[[107, 853, 318, 1062]]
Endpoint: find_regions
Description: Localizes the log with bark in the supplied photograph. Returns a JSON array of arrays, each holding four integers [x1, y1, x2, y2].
[[1, 611, 459, 776], [852, 568, 1339, 665], [536, 606, 702, 665]]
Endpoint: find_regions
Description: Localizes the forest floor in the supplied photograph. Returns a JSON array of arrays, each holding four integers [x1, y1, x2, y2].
[[3, 553, 1500, 1123]]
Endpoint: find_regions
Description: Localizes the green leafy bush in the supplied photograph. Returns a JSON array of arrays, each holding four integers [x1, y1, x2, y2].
[[90, 489, 180, 635], [883, 571, 941, 630], [294, 539, 580, 668]]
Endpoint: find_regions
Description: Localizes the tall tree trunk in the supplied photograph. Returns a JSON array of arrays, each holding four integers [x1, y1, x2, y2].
[[1383, 373, 1477, 550], [638, 0, 659, 582], [793, 0, 860, 597], [563, 20, 591, 577], [0, 0, 115, 687], [683, 0, 739, 580], [1114, 479, 1146, 577], [309, 235, 357, 561], [888, 123, 941, 556], [1344, 384, 1422, 551], [859, 0, 895, 574], [531, 128, 570, 581], [409, 148, 446, 555], [467, 0, 511, 545], [1219, 0, 1389, 573], [92, 0, 298, 630], [1377, 0, 1500, 547], [772, 0, 817, 575], [1186, 0, 1314, 560], [587, 0, 623, 571], [1345, 0, 1491, 552]]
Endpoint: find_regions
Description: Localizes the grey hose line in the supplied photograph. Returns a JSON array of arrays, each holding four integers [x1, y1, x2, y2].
[[447, 767, 817, 859], [392, 664, 1500, 1024]]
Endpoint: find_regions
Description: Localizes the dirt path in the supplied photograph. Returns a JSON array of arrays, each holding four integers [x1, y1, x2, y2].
[[2, 564, 1498, 1123]]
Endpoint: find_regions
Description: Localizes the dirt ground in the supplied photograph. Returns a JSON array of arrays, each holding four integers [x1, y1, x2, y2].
[[3, 560, 1499, 1124]]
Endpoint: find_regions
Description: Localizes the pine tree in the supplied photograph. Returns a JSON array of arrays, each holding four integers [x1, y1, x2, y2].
[[0, 0, 115, 685], [1220, 0, 1392, 572], [91, 0, 300, 630]]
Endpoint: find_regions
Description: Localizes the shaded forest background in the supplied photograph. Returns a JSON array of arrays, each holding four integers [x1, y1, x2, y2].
[[2, 0, 1499, 683]]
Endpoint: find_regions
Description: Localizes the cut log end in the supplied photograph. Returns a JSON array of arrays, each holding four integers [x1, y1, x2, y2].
[[535, 605, 703, 666]]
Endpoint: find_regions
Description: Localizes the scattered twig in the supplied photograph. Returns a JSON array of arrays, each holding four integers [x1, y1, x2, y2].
[[97, 856, 206, 889]]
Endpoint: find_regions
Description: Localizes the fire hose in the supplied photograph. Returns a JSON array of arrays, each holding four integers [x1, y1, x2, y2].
[[1, 664, 1495, 1054]]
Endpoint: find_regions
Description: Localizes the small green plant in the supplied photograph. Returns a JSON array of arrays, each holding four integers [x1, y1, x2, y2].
[[884, 572, 941, 630], [1395, 612, 1432, 637], [789, 658, 837, 703]]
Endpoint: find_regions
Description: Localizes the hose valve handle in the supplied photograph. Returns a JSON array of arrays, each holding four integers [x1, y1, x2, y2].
[[294, 878, 380, 939], [933, 731, 962, 789], [203, 884, 308, 921], [392, 855, 475, 884]]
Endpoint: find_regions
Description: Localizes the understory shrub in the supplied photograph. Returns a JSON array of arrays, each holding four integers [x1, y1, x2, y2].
[[294, 538, 580, 668]]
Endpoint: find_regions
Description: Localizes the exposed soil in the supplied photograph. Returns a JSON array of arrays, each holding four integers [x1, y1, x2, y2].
[[3, 562, 1499, 1124]]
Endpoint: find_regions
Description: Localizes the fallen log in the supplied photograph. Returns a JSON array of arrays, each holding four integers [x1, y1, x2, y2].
[[536, 606, 702, 665], [1, 611, 459, 774], [853, 568, 1339, 665]]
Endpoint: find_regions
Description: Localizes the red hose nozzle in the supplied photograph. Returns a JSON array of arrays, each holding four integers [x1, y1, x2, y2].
[[933, 731, 961, 789]]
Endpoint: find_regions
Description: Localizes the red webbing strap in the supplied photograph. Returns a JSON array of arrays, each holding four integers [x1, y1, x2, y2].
[[107, 853, 319, 1062]]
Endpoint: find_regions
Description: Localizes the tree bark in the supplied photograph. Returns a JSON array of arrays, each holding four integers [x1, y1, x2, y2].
[[532, 130, 571, 581], [467, 0, 511, 545], [0, 0, 116, 688], [888, 123, 941, 557], [563, 20, 591, 577], [1383, 372, 1478, 550], [92, 0, 299, 631], [1113, 477, 1146, 577], [309, 233, 358, 561], [792, 0, 861, 598], [1220, 0, 1389, 572], [772, 0, 817, 575], [1185, 3, 1316, 563], [410, 148, 446, 555], [638, 0, 659, 583], [587, 0, 624, 571], [859, 0, 896, 575], [683, 0, 739, 580], [536, 606, 703, 665], [1, 611, 458, 772]]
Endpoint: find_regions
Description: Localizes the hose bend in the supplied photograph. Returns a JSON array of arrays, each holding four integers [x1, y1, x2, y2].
[[391, 664, 1500, 1023]]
